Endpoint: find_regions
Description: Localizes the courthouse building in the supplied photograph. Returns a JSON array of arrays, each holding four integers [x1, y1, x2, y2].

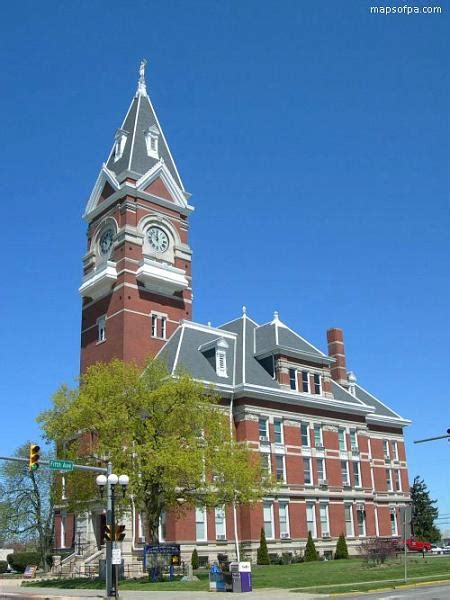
[[54, 64, 411, 563]]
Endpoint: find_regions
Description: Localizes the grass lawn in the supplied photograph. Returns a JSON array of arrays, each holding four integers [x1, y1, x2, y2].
[[23, 556, 450, 594]]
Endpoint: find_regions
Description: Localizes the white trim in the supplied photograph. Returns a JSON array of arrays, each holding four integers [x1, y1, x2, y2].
[[84, 165, 121, 218], [195, 506, 207, 542], [356, 383, 407, 421], [127, 93, 142, 172], [242, 313, 247, 385], [136, 161, 187, 208], [181, 320, 237, 339], [171, 325, 186, 376]]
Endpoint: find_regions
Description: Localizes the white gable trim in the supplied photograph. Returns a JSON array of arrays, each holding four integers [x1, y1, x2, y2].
[[83, 165, 120, 219], [136, 162, 188, 209]]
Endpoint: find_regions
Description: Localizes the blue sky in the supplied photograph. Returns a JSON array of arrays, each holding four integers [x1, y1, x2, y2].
[[1, 1, 448, 526]]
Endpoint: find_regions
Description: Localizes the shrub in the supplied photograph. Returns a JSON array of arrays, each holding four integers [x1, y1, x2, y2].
[[304, 531, 318, 562], [359, 538, 396, 565], [291, 551, 304, 564], [256, 528, 270, 565], [269, 553, 282, 565], [335, 533, 349, 559], [0, 561, 8, 573], [217, 553, 229, 571], [7, 552, 41, 573], [191, 548, 199, 570]]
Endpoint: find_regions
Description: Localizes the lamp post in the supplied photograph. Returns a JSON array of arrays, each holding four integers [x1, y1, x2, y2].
[[96, 467, 129, 598]]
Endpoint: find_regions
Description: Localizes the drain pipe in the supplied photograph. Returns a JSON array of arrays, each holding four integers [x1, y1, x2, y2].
[[229, 393, 240, 562]]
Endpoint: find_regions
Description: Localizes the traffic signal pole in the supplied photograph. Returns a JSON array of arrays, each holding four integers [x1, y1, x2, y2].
[[106, 461, 114, 599]]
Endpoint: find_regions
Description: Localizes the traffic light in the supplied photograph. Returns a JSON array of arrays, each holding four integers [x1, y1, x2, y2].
[[29, 444, 40, 471], [115, 525, 126, 542], [104, 525, 114, 542]]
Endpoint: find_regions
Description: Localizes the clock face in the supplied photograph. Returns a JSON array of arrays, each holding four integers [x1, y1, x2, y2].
[[147, 226, 169, 253], [99, 229, 114, 256]]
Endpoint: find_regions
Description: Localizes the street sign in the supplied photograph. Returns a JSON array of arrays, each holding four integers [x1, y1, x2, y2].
[[112, 548, 122, 565], [49, 459, 74, 472]]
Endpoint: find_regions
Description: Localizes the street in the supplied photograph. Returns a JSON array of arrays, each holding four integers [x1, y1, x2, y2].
[[339, 582, 450, 599]]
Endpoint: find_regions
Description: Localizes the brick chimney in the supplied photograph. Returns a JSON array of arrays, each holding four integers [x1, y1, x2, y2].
[[327, 328, 349, 387]]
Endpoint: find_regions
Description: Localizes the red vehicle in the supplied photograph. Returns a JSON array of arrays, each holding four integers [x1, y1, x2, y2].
[[394, 538, 432, 552]]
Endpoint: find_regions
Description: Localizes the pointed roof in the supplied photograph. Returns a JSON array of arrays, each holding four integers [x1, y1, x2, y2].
[[104, 61, 184, 190]]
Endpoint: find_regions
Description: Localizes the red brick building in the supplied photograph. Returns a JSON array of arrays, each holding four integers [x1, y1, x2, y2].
[[54, 64, 410, 562]]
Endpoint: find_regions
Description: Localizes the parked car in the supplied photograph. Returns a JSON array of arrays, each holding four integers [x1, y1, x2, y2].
[[394, 538, 432, 552], [431, 545, 445, 554]]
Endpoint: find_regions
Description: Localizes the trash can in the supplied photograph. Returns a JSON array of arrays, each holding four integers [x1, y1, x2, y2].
[[229, 561, 252, 592], [209, 563, 225, 592]]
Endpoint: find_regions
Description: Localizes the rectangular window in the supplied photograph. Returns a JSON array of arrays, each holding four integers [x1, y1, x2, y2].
[[350, 430, 357, 449], [138, 513, 146, 542], [313, 373, 321, 394], [279, 502, 290, 538], [216, 350, 227, 377], [258, 417, 268, 440], [195, 507, 207, 541], [303, 457, 312, 485], [319, 503, 329, 537], [289, 368, 297, 390], [345, 504, 354, 537], [274, 419, 283, 444], [392, 441, 399, 461], [306, 502, 316, 537], [352, 461, 361, 487], [300, 422, 309, 446], [393, 469, 402, 492], [357, 507, 366, 536], [60, 513, 66, 548], [215, 506, 226, 540], [341, 460, 350, 486], [338, 428, 346, 451], [301, 370, 310, 393], [97, 316, 106, 343], [317, 457, 326, 481], [386, 469, 392, 491], [275, 455, 285, 482], [159, 511, 166, 542], [383, 439, 390, 458], [263, 502, 274, 539], [260, 453, 271, 479], [151, 314, 167, 339], [390, 510, 398, 536], [314, 424, 322, 447]]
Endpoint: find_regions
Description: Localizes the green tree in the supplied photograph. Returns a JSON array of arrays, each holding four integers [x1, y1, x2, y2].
[[256, 527, 270, 565], [334, 533, 349, 559], [0, 444, 54, 571], [191, 548, 199, 569], [410, 476, 440, 543], [304, 531, 318, 561], [37, 358, 270, 543]]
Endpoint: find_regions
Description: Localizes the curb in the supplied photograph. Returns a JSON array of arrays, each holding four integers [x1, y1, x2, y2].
[[330, 577, 450, 596]]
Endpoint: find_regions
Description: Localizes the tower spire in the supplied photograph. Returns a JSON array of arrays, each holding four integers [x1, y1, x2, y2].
[[137, 58, 148, 96]]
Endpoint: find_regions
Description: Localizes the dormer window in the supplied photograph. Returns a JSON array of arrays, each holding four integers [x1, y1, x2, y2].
[[145, 125, 160, 158], [199, 336, 229, 378], [114, 129, 128, 161], [216, 347, 227, 377]]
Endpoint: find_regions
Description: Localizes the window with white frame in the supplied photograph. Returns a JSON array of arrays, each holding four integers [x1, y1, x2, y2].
[[289, 368, 297, 390], [345, 504, 354, 537], [144, 125, 159, 158], [159, 511, 166, 542], [60, 513, 66, 548], [259, 417, 269, 440], [151, 313, 167, 339], [319, 503, 330, 537], [260, 453, 271, 479], [386, 469, 393, 491], [341, 460, 350, 486], [303, 457, 312, 485], [195, 507, 207, 541], [383, 439, 390, 458], [215, 506, 226, 540], [390, 509, 398, 535], [114, 130, 127, 161], [392, 440, 399, 461], [300, 422, 309, 446], [313, 373, 321, 394], [306, 502, 316, 537], [275, 455, 285, 482], [357, 506, 366, 536], [138, 513, 146, 542], [350, 429, 358, 449], [352, 461, 361, 487], [338, 428, 346, 451], [279, 502, 290, 538], [301, 370, 310, 392], [263, 502, 274, 539], [314, 424, 323, 447], [216, 349, 227, 377], [317, 457, 326, 481], [274, 419, 283, 444], [97, 315, 106, 343], [393, 469, 402, 492]]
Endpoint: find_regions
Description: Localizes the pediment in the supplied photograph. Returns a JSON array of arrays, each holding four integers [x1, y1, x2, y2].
[[83, 165, 120, 219], [143, 177, 173, 201], [136, 162, 188, 209]]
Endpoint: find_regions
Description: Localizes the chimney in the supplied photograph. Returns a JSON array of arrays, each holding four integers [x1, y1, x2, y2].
[[327, 328, 349, 387]]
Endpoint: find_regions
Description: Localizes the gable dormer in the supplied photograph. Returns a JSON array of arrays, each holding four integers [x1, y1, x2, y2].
[[199, 337, 229, 378]]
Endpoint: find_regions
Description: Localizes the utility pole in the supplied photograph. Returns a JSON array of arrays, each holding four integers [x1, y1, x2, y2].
[[414, 430, 450, 444]]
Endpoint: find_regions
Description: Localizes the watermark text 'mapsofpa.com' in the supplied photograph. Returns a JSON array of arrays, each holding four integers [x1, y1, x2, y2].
[[370, 5, 443, 14]]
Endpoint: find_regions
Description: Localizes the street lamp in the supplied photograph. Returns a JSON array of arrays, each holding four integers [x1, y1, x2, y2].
[[96, 468, 129, 598]]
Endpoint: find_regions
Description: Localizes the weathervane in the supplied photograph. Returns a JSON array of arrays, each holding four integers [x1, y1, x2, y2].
[[137, 58, 148, 95]]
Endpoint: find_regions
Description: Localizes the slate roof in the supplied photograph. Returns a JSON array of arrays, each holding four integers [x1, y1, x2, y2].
[[105, 85, 183, 189], [156, 312, 408, 426]]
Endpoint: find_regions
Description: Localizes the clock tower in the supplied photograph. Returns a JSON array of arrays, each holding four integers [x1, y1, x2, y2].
[[79, 62, 193, 372]]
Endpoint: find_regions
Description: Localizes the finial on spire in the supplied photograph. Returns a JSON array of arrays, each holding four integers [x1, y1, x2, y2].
[[273, 310, 279, 321], [242, 305, 247, 315], [137, 59, 148, 96]]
